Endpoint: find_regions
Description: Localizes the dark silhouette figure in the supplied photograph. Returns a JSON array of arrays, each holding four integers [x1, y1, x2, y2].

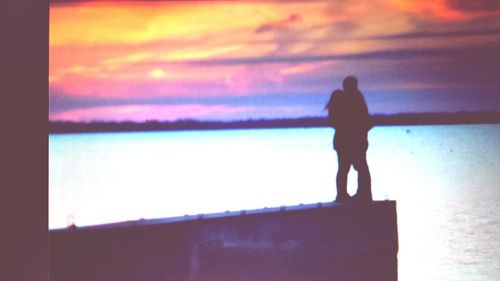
[[326, 76, 372, 202]]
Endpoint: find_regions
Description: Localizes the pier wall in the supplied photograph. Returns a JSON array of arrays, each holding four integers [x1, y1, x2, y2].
[[50, 201, 398, 281]]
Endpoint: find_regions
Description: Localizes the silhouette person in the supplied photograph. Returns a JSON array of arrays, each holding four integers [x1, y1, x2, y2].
[[326, 76, 372, 202]]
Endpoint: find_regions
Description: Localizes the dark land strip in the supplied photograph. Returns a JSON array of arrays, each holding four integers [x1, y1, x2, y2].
[[49, 112, 500, 134]]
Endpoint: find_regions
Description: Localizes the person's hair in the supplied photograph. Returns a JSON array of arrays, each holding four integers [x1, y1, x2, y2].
[[324, 89, 344, 111], [343, 76, 358, 93]]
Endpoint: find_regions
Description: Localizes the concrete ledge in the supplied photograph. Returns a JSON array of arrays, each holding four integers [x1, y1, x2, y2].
[[50, 201, 398, 281]]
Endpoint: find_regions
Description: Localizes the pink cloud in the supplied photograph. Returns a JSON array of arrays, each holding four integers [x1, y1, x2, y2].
[[50, 104, 256, 122], [50, 103, 318, 123], [49, 59, 333, 99], [50, 74, 233, 99]]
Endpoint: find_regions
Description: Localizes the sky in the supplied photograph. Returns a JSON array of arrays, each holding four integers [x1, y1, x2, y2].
[[49, 0, 500, 122]]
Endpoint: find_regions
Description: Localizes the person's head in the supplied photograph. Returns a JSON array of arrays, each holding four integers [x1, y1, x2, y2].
[[343, 76, 358, 94], [325, 89, 344, 111]]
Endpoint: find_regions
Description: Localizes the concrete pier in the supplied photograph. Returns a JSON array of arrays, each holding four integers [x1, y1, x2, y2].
[[50, 201, 398, 281]]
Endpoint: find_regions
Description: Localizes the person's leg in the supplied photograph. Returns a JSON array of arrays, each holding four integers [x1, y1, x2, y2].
[[353, 150, 372, 201], [336, 150, 352, 202]]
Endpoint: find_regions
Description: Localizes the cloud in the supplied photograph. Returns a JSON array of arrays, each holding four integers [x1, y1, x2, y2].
[[50, 75, 235, 99], [388, 0, 467, 21], [184, 44, 500, 66], [49, 104, 256, 122], [369, 28, 500, 40], [50, 2, 263, 47], [255, 14, 301, 33], [447, 0, 500, 12], [49, 101, 320, 122]]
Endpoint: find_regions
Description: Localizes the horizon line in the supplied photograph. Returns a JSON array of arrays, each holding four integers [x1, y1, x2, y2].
[[49, 111, 500, 134]]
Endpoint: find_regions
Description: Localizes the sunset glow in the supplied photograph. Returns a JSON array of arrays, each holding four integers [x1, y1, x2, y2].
[[50, 0, 500, 122]]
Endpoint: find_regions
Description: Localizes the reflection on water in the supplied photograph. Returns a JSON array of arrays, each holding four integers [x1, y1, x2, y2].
[[49, 124, 500, 281]]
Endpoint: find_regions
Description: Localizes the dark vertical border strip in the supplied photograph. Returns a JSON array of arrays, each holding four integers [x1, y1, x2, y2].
[[0, 1, 49, 280]]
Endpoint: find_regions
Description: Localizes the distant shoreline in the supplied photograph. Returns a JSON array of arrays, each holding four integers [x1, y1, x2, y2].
[[49, 112, 500, 134]]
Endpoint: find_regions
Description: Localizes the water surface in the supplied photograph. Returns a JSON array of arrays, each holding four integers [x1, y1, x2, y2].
[[49, 124, 500, 281]]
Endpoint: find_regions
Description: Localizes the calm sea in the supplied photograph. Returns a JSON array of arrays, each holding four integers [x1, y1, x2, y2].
[[49, 124, 500, 281]]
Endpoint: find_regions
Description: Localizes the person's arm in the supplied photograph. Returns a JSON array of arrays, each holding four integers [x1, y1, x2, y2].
[[359, 93, 373, 131]]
